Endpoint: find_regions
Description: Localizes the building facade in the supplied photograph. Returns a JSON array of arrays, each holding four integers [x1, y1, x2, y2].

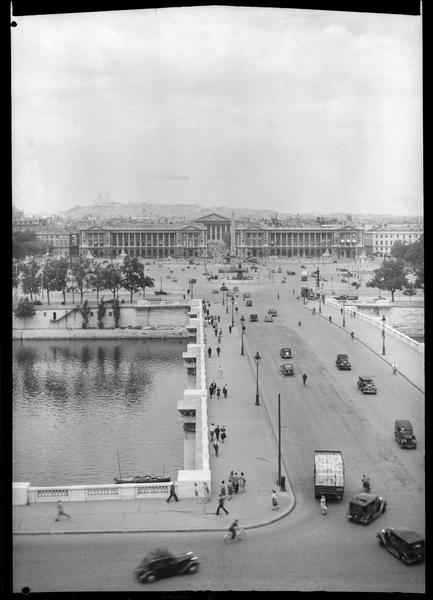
[[363, 226, 423, 257]]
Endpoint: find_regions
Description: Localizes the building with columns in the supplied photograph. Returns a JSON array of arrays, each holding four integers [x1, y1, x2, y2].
[[74, 217, 367, 260]]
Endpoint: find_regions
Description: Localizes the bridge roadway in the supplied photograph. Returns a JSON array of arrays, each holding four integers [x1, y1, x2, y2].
[[12, 264, 424, 593]]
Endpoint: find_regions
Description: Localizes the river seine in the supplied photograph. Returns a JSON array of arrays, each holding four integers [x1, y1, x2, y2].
[[13, 339, 192, 487]]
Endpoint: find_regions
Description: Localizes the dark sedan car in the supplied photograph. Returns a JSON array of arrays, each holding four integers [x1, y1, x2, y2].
[[376, 528, 425, 564], [336, 354, 351, 370], [280, 363, 294, 376], [280, 347, 292, 359], [347, 493, 387, 525], [135, 548, 199, 583]]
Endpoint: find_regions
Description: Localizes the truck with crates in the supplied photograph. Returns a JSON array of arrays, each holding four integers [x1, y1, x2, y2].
[[314, 450, 345, 500], [301, 270, 308, 281]]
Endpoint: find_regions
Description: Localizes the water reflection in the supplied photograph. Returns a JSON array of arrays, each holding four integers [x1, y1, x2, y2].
[[13, 339, 189, 486]]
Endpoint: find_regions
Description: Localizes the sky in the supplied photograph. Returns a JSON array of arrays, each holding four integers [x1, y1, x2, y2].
[[11, 5, 423, 216]]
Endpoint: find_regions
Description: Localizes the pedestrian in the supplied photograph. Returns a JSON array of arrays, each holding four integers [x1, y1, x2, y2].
[[235, 306, 238, 312], [209, 383, 214, 398], [218, 365, 223, 378], [302, 373, 307, 386], [216, 346, 221, 357], [220, 426, 226, 443], [218, 315, 220, 323], [218, 335, 222, 345], [215, 425, 221, 440], [216, 386, 221, 399], [223, 385, 228, 398], [340, 307, 343, 315], [227, 479, 233, 501], [239, 472, 246, 493], [293, 289, 295, 294], [220, 480, 227, 499], [202, 481, 210, 503], [233, 472, 240, 494], [54, 500, 71, 521], [213, 438, 219, 457], [208, 346, 212, 358], [277, 293, 279, 299], [193, 481, 200, 503], [228, 324, 232, 334], [166, 481, 179, 503], [209, 423, 215, 441], [271, 489, 279, 510], [329, 315, 332, 323], [216, 494, 229, 516], [214, 328, 218, 337]]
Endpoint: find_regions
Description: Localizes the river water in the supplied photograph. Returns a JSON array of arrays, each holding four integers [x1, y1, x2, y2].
[[12, 339, 192, 487]]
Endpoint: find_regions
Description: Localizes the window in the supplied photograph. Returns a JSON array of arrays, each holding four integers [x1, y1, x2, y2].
[[90, 311, 94, 316], [108, 311, 112, 316]]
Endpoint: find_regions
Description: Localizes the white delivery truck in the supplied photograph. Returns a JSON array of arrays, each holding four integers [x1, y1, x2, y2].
[[314, 450, 345, 500]]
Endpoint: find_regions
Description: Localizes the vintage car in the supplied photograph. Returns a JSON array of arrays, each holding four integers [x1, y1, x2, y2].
[[211, 289, 219, 294], [268, 308, 278, 316], [281, 277, 287, 283], [351, 282, 361, 288], [245, 299, 253, 307], [280, 363, 295, 376], [220, 285, 228, 291], [135, 548, 199, 583], [172, 277, 178, 282], [346, 295, 359, 301], [233, 286, 240, 292], [335, 294, 349, 301], [376, 527, 425, 564], [403, 287, 417, 295], [346, 493, 387, 525], [243, 292, 251, 299], [249, 314, 258, 322], [264, 314, 273, 322], [280, 347, 293, 359], [336, 354, 351, 370], [286, 271, 296, 275], [357, 375, 377, 394], [394, 419, 417, 449], [155, 290, 168, 295]]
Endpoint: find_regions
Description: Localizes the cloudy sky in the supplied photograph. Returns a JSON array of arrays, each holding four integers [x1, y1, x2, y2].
[[12, 5, 422, 216]]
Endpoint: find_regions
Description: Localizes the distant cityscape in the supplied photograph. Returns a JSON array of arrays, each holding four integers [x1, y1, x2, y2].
[[12, 202, 423, 262]]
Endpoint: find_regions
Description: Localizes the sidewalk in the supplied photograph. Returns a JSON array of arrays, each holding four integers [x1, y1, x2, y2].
[[13, 297, 295, 535], [303, 299, 424, 393]]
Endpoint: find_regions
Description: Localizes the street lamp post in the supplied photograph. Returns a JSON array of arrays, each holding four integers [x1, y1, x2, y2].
[[254, 351, 261, 405], [226, 291, 228, 313], [382, 314, 386, 355], [342, 300, 346, 327], [231, 295, 234, 328], [222, 288, 225, 306], [240, 315, 245, 355]]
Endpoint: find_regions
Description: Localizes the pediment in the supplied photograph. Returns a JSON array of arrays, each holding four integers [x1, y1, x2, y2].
[[82, 225, 107, 232], [195, 213, 231, 223]]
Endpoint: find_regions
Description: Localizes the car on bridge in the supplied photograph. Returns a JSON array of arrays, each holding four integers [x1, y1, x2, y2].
[[220, 285, 228, 291], [281, 277, 287, 283], [403, 287, 417, 295], [280, 347, 293, 359], [268, 308, 278, 316], [245, 299, 253, 307], [357, 375, 377, 394], [394, 419, 417, 449], [135, 548, 199, 583], [280, 363, 295, 376], [376, 527, 425, 564], [243, 292, 251, 299], [336, 354, 351, 370], [249, 314, 258, 322], [346, 493, 387, 525], [264, 314, 274, 322], [287, 270, 296, 275]]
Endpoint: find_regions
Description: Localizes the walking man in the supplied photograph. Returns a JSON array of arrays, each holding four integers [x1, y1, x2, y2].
[[218, 365, 223, 378], [166, 481, 179, 503], [54, 501, 71, 521], [215, 425, 221, 440], [228, 324, 232, 334], [209, 423, 215, 441], [213, 438, 219, 457], [216, 494, 229, 516], [209, 383, 214, 398], [202, 481, 210, 503], [233, 472, 240, 494], [216, 346, 221, 357], [329, 316, 332, 323], [271, 489, 279, 510], [208, 346, 212, 358], [220, 426, 226, 443], [216, 386, 221, 399], [302, 373, 307, 386], [223, 385, 228, 398]]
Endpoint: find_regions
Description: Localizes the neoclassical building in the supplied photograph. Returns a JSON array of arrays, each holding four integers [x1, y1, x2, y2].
[[77, 215, 365, 260]]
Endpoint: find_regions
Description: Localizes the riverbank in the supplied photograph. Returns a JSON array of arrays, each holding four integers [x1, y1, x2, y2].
[[12, 327, 192, 340]]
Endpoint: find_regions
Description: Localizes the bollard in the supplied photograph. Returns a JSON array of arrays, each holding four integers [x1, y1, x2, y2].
[[279, 475, 286, 492]]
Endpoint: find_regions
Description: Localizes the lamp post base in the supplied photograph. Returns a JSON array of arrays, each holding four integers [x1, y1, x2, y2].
[[255, 395, 260, 406]]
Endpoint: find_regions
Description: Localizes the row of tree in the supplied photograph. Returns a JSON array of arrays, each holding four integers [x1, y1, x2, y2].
[[13, 255, 155, 305]]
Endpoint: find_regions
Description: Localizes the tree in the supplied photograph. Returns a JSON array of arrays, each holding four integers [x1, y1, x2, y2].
[[88, 260, 107, 302], [12, 230, 47, 259], [97, 297, 106, 328], [14, 297, 36, 320], [404, 234, 424, 287], [112, 296, 120, 328], [367, 258, 408, 302], [40, 258, 58, 305], [70, 257, 92, 303], [53, 257, 69, 304], [80, 299, 90, 329], [20, 257, 42, 302], [390, 240, 407, 260], [101, 262, 124, 300], [121, 256, 146, 302]]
